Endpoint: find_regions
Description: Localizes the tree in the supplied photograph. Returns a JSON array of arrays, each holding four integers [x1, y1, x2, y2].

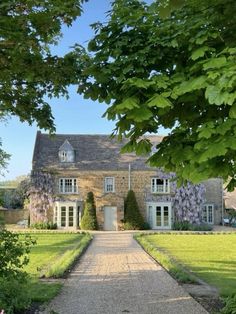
[[0, 0, 86, 172], [1, 175, 31, 209], [76, 0, 236, 190], [0, 138, 10, 176], [124, 190, 145, 230], [80, 192, 98, 230]]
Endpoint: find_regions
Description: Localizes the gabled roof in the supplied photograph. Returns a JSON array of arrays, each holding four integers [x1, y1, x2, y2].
[[32, 131, 163, 171], [59, 139, 74, 151]]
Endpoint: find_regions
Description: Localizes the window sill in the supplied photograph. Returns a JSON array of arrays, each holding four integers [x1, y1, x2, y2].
[[59, 192, 79, 194], [151, 192, 170, 194]]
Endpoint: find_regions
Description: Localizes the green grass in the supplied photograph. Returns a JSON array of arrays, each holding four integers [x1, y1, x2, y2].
[[136, 233, 236, 297], [20, 232, 92, 305], [22, 232, 92, 278], [26, 280, 62, 303]]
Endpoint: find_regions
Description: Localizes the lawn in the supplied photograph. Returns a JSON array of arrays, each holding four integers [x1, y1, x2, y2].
[[20, 232, 92, 304], [23, 232, 92, 277], [136, 233, 236, 297]]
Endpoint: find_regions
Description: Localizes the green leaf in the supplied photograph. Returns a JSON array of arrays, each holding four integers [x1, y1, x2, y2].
[[124, 78, 153, 89], [135, 139, 151, 155], [147, 94, 172, 108], [198, 142, 228, 162], [127, 107, 153, 122], [115, 97, 139, 111], [229, 105, 236, 119], [191, 46, 209, 61], [203, 57, 227, 70], [205, 86, 236, 106], [176, 76, 207, 95], [198, 128, 214, 139]]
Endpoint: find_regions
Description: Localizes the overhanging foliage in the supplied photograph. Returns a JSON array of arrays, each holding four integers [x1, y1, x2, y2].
[[76, 0, 236, 190]]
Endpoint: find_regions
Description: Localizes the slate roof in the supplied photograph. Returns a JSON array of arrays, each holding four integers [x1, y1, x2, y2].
[[32, 131, 163, 171]]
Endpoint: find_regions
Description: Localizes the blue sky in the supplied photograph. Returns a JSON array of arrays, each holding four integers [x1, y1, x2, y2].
[[0, 0, 165, 181]]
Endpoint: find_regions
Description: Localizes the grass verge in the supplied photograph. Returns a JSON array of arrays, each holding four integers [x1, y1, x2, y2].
[[135, 234, 196, 283], [135, 233, 236, 297], [21, 232, 92, 310], [22, 232, 92, 278]]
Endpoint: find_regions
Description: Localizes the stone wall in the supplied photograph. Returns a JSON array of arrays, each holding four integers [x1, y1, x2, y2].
[[30, 168, 223, 229], [202, 178, 223, 224], [0, 208, 29, 224], [53, 169, 158, 229]]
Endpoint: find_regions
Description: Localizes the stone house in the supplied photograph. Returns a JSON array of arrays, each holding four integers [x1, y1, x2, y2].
[[30, 131, 223, 230]]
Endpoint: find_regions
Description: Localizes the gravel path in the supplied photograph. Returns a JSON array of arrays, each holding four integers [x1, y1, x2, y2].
[[40, 232, 208, 314]]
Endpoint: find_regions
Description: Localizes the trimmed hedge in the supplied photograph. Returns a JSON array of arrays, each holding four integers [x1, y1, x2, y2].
[[123, 190, 147, 230], [172, 220, 213, 231], [80, 192, 98, 230]]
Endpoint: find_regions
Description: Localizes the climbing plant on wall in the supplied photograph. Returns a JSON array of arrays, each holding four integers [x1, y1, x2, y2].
[[173, 183, 206, 224], [30, 171, 54, 223]]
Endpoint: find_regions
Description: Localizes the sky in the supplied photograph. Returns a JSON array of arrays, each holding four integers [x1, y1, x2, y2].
[[0, 0, 165, 181]]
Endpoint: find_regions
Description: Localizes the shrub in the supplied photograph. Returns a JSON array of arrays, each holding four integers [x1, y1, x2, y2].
[[191, 223, 213, 231], [0, 212, 4, 229], [172, 220, 213, 231], [123, 190, 145, 230], [1, 176, 31, 209], [0, 229, 35, 313], [0, 277, 31, 314], [80, 192, 98, 230], [172, 220, 191, 230], [31, 221, 57, 230], [220, 294, 236, 314], [0, 229, 35, 279]]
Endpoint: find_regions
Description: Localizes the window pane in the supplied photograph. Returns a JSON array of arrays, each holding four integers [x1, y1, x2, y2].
[[61, 206, 66, 227], [208, 207, 213, 223], [156, 206, 161, 226], [54, 206, 58, 224], [69, 206, 74, 227], [151, 178, 169, 193], [59, 178, 77, 193], [77, 206, 80, 227], [65, 179, 72, 192], [163, 206, 169, 226], [202, 206, 207, 222], [105, 178, 114, 192]]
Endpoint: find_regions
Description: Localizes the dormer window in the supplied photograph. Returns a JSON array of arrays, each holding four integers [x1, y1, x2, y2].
[[60, 151, 67, 162], [59, 140, 75, 163]]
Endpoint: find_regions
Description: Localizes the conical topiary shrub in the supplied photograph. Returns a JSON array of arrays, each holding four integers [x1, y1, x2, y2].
[[123, 190, 145, 230], [80, 191, 98, 230]]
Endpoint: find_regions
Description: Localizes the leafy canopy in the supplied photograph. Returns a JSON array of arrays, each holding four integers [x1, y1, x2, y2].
[[76, 0, 236, 190], [0, 0, 86, 173], [0, 0, 86, 132]]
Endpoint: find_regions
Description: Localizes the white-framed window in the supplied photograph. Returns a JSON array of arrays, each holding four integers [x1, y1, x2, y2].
[[58, 150, 75, 163], [151, 178, 170, 193], [54, 201, 81, 228], [104, 177, 115, 193], [59, 178, 77, 194], [202, 204, 214, 224]]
